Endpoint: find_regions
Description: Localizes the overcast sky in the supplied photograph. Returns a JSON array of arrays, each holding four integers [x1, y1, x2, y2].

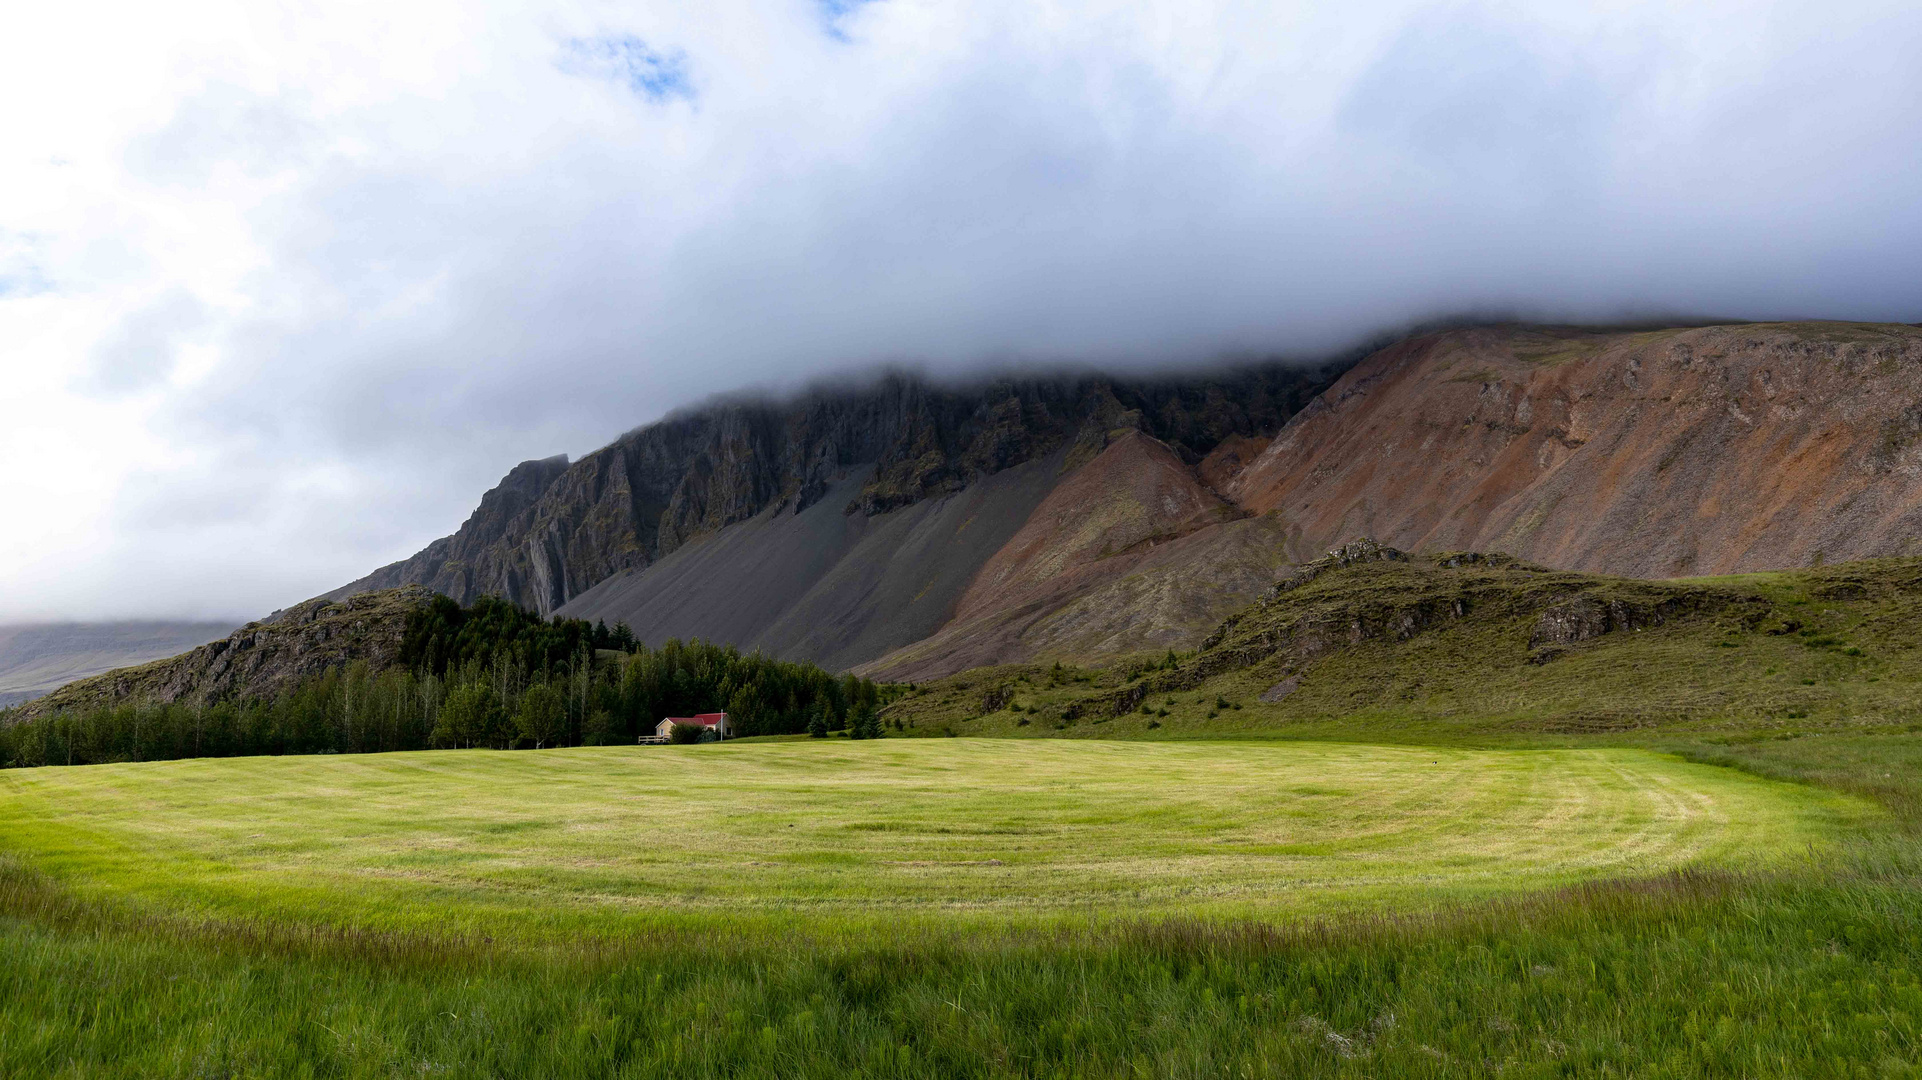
[[2, 0, 1918, 622]]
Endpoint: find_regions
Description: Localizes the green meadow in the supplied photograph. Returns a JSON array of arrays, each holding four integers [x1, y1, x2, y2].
[[3, 734, 1919, 1076], [0, 740, 1861, 931]]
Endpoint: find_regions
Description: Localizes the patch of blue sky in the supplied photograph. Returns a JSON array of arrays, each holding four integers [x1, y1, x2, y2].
[[0, 274, 52, 299], [556, 35, 693, 103], [816, 0, 882, 41], [0, 231, 51, 299]]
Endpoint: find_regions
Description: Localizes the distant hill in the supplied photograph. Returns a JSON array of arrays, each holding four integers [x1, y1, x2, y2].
[[6, 589, 434, 720], [0, 621, 236, 708], [324, 321, 1922, 680]]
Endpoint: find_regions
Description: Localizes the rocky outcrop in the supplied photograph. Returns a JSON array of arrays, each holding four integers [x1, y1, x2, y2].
[[1267, 538, 1413, 596], [1528, 595, 1697, 648], [0, 620, 237, 708], [331, 366, 1341, 616], [11, 588, 435, 719], [869, 319, 1922, 680]]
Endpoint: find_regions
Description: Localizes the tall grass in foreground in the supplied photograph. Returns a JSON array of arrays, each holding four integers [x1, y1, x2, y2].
[[2, 853, 1918, 1077], [2, 734, 1921, 1077]]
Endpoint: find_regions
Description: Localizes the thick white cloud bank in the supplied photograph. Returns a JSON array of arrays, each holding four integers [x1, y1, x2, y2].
[[2, 0, 1918, 620]]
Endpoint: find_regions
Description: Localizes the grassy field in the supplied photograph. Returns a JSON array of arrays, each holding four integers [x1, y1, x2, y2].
[[0, 741, 1863, 935], [1, 735, 1916, 1076]]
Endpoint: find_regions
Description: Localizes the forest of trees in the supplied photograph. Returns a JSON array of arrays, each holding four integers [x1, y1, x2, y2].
[[0, 599, 888, 769]]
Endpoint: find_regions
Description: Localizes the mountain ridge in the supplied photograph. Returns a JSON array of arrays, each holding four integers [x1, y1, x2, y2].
[[326, 361, 1343, 620], [316, 320, 1922, 681]]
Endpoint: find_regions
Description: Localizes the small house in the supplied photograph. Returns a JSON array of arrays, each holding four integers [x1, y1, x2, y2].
[[642, 712, 729, 743]]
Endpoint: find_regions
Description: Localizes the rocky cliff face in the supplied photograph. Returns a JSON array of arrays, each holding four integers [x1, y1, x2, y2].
[[12, 588, 435, 719], [1227, 322, 1922, 578], [327, 457, 573, 608], [329, 365, 1342, 616]]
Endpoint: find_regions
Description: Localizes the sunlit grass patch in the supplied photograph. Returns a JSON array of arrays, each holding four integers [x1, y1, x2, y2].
[[0, 739, 1868, 942]]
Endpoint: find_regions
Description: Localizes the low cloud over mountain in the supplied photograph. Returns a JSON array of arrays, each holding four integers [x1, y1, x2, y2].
[[3, 0, 1919, 620]]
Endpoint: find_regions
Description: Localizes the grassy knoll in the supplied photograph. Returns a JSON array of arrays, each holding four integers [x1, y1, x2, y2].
[[885, 553, 1922, 743], [0, 742, 1861, 934]]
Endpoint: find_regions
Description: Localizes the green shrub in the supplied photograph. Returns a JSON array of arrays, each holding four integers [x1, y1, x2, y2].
[[583, 709, 621, 745], [514, 683, 566, 749], [433, 683, 506, 749]]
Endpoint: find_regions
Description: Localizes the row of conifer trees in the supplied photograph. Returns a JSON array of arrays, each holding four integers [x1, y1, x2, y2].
[[0, 597, 886, 768]]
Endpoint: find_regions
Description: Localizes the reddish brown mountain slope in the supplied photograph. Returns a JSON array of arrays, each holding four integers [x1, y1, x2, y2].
[[860, 432, 1290, 680], [951, 431, 1236, 620], [1227, 322, 1922, 578]]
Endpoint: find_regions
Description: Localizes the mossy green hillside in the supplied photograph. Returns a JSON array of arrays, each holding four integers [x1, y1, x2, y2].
[[887, 553, 1922, 741]]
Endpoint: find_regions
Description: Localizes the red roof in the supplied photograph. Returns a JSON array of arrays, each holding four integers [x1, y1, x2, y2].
[[663, 713, 727, 727]]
